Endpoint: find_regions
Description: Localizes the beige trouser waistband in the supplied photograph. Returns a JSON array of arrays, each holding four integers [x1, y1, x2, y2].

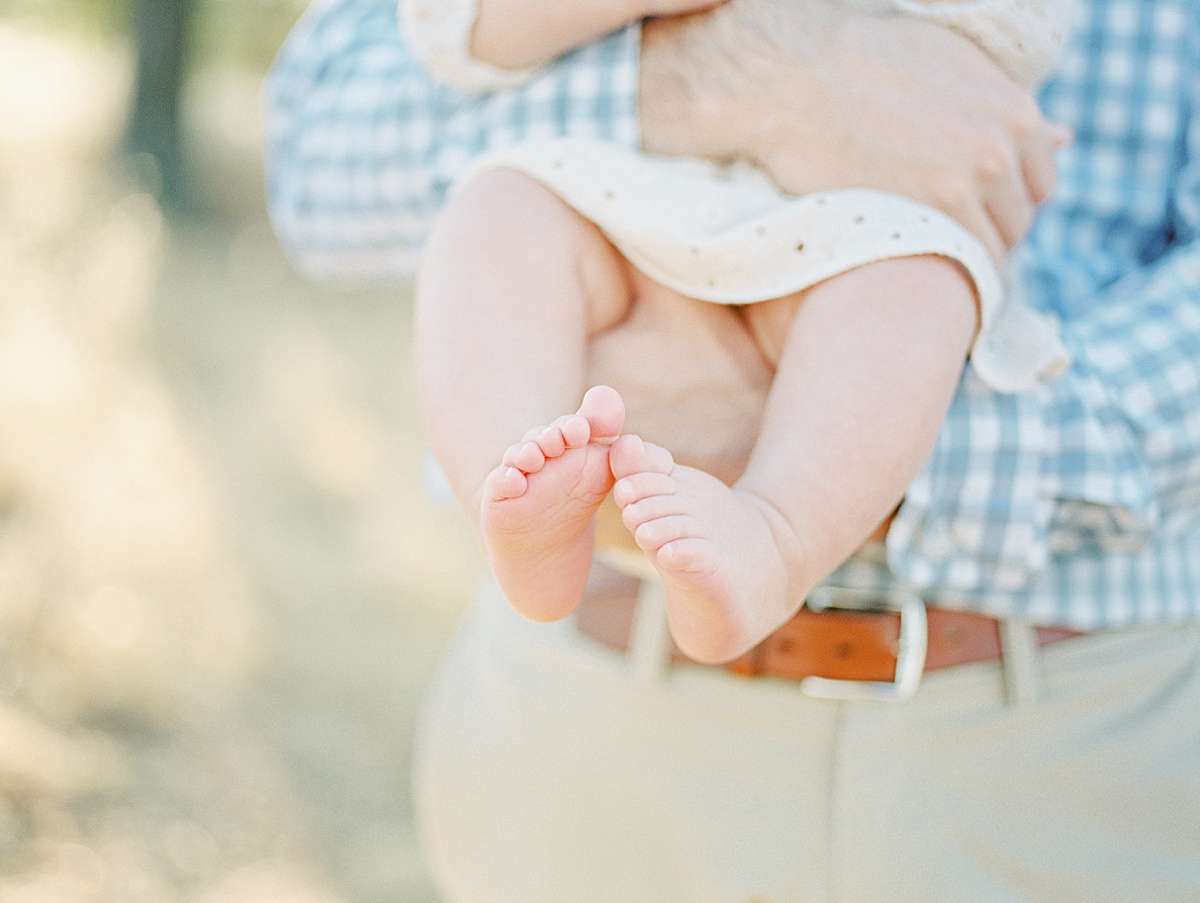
[[414, 582, 1200, 903]]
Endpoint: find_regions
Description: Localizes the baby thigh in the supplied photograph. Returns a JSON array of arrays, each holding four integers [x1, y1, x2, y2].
[[416, 168, 634, 498], [418, 167, 633, 366]]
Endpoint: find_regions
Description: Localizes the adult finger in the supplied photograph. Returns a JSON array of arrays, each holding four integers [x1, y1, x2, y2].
[[983, 146, 1036, 248], [957, 198, 1007, 267], [997, 88, 1063, 204], [1020, 120, 1067, 203], [1022, 121, 1071, 203]]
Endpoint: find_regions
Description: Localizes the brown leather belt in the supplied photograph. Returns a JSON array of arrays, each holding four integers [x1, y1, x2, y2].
[[576, 595, 1084, 683]]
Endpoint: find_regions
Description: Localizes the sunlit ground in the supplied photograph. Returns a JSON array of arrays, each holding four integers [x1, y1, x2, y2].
[[0, 21, 480, 902]]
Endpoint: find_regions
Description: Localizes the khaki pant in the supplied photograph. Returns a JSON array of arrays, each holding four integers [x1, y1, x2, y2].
[[414, 579, 1200, 903]]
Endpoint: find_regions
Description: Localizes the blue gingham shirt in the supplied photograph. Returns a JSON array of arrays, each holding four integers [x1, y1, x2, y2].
[[266, 0, 1200, 629]]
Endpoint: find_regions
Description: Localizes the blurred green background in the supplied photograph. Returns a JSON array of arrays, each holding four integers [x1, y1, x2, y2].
[[0, 2, 478, 900], [6, 0, 297, 67]]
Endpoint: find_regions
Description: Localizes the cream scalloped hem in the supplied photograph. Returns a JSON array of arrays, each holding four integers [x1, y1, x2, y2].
[[456, 138, 1070, 394]]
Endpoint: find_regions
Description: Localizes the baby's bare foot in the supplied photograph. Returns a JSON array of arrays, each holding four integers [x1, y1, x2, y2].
[[480, 386, 625, 622], [610, 434, 799, 662]]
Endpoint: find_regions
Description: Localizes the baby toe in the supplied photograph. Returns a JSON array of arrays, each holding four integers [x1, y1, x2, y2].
[[609, 434, 646, 481], [656, 537, 718, 575], [633, 514, 697, 552], [503, 441, 545, 474], [621, 494, 688, 532], [557, 414, 590, 449], [485, 465, 527, 501], [640, 441, 674, 474], [612, 472, 677, 508], [609, 434, 674, 481], [577, 385, 625, 441], [535, 424, 566, 458]]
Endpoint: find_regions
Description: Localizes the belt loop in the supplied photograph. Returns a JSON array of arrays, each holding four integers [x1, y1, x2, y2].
[[628, 576, 673, 685], [999, 619, 1040, 707]]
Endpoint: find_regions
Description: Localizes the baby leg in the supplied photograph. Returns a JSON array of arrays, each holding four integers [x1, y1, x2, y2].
[[611, 257, 977, 662], [416, 168, 633, 621]]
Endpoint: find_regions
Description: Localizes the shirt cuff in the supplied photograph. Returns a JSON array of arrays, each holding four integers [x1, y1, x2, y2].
[[885, 345, 1157, 597]]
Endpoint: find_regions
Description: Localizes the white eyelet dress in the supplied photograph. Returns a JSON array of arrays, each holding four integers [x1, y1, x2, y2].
[[400, 0, 1077, 393]]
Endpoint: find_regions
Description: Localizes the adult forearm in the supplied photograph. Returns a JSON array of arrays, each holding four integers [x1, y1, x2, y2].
[[639, 0, 827, 161], [639, 0, 1068, 259]]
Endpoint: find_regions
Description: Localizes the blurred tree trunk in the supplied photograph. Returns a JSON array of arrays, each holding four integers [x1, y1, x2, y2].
[[124, 0, 195, 213]]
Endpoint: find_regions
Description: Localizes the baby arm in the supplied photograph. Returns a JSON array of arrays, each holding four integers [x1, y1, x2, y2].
[[468, 0, 723, 72]]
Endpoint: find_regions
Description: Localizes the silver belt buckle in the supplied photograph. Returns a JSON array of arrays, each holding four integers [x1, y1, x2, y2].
[[798, 584, 928, 703]]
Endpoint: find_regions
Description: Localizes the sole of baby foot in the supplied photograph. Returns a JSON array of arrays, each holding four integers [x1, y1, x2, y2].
[[480, 386, 626, 622], [609, 433, 800, 663]]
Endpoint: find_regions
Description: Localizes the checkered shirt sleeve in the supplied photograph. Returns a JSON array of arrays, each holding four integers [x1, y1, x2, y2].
[[887, 0, 1200, 622], [265, 0, 639, 284]]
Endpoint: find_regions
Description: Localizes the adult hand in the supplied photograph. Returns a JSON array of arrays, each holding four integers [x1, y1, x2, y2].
[[639, 0, 1069, 261]]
